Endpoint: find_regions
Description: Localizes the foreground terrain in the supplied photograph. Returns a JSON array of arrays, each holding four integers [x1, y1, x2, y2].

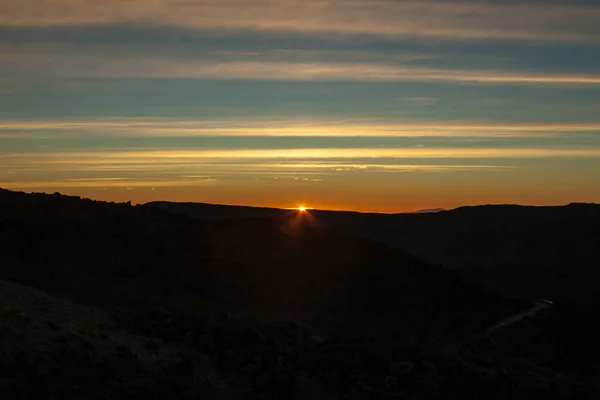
[[1, 189, 598, 398]]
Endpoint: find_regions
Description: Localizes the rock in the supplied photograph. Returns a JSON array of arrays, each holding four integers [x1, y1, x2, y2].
[[391, 361, 415, 376], [309, 335, 325, 346]]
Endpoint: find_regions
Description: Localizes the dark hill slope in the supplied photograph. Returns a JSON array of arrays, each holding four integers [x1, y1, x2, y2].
[[147, 201, 600, 271], [148, 201, 600, 301], [0, 188, 521, 336]]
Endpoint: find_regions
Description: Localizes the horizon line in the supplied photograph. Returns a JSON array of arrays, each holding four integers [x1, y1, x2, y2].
[[3, 187, 597, 215]]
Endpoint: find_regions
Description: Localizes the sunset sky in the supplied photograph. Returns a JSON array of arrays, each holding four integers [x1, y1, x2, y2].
[[1, 0, 600, 212]]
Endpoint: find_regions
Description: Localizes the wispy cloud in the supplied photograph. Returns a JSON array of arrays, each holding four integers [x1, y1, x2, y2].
[[400, 97, 440, 106], [65, 177, 128, 181], [4, 147, 600, 162], [2, 117, 600, 138], [482, 98, 513, 107], [2, 40, 598, 86], [0, 178, 218, 189], [2, 0, 599, 42], [0, 146, 591, 193], [0, 157, 514, 191], [0, 42, 436, 64], [4, 49, 600, 85], [258, 163, 513, 172]]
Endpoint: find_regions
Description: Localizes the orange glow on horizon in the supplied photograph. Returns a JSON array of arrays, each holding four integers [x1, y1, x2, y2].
[[298, 205, 307, 212], [7, 186, 599, 216]]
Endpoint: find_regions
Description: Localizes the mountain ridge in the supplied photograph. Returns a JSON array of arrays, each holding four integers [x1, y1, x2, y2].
[[0, 187, 519, 335], [147, 198, 600, 303]]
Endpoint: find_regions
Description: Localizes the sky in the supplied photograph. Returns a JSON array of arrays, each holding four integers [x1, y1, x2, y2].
[[1, 0, 600, 212]]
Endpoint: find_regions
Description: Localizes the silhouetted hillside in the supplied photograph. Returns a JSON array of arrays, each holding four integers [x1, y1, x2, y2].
[[147, 201, 600, 272], [0, 188, 520, 335], [147, 201, 600, 302], [2, 189, 598, 398], [410, 208, 447, 214]]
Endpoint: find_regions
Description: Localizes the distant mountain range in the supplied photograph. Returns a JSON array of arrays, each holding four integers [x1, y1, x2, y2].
[[147, 200, 600, 302], [410, 208, 447, 214]]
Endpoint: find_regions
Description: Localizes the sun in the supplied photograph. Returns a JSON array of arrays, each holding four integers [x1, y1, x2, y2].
[[298, 206, 307, 212]]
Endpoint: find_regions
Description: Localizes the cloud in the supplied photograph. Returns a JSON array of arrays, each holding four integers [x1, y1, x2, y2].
[[2, 117, 600, 138], [2, 0, 599, 42], [4, 147, 600, 163], [0, 147, 593, 193], [0, 178, 218, 189], [482, 98, 513, 106], [87, 61, 599, 85], [0, 146, 592, 192], [3, 47, 599, 85], [0, 42, 436, 64], [400, 97, 440, 106], [0, 159, 515, 191], [1, 40, 598, 86], [259, 163, 512, 172], [65, 177, 128, 181]]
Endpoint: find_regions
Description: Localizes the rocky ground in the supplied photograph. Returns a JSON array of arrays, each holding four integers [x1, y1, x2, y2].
[[1, 279, 591, 400]]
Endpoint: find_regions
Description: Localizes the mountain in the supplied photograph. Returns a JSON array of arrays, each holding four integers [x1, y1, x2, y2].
[[0, 188, 520, 335], [2, 188, 599, 398], [147, 201, 600, 302], [410, 208, 447, 214], [146, 201, 600, 271]]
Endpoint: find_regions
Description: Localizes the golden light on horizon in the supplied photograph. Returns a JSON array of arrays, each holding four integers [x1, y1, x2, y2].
[[298, 205, 307, 212]]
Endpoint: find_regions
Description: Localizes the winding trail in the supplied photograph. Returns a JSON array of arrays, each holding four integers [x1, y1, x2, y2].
[[436, 299, 553, 357]]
